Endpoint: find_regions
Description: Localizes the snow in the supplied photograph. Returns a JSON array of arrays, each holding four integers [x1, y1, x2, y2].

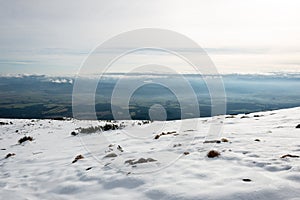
[[1, 107, 300, 199]]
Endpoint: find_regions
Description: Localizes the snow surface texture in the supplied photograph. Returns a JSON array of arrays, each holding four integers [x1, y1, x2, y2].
[[1, 107, 300, 200]]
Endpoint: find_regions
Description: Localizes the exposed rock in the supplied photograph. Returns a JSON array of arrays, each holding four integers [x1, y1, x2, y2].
[[72, 155, 84, 163], [183, 152, 190, 155], [142, 120, 150, 124], [241, 116, 250, 119], [146, 158, 157, 162], [86, 167, 92, 171], [5, 153, 15, 159], [225, 115, 236, 119], [125, 158, 157, 165], [207, 150, 221, 158], [135, 158, 148, 164], [173, 144, 182, 148], [221, 138, 229, 142], [154, 135, 160, 140], [242, 179, 252, 182], [102, 123, 119, 131], [71, 131, 78, 136], [184, 129, 195, 132], [18, 136, 33, 144], [124, 159, 135, 165], [117, 145, 124, 152], [32, 152, 42, 155], [104, 153, 118, 158], [51, 117, 66, 120], [154, 131, 177, 140], [78, 123, 121, 134], [296, 124, 300, 128], [281, 154, 299, 159], [204, 140, 221, 144]]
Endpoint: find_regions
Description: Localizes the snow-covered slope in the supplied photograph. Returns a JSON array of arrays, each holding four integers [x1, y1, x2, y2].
[[1, 107, 300, 200]]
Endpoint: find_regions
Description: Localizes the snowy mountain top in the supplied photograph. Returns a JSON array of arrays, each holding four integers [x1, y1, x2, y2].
[[1, 107, 300, 199]]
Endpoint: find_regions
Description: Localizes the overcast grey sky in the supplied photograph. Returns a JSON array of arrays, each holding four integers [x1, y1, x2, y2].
[[1, 0, 300, 75]]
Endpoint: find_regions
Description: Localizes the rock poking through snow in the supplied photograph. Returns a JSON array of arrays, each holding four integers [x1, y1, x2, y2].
[[207, 150, 221, 158], [18, 136, 33, 144], [72, 154, 84, 163]]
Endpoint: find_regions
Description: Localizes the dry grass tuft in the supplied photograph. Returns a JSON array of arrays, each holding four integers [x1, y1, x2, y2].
[[154, 131, 177, 140], [221, 138, 229, 142]]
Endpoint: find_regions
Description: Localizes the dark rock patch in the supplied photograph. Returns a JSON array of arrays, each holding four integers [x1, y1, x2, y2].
[[72, 154, 84, 163], [18, 136, 33, 144], [125, 158, 157, 165], [71, 131, 78, 136], [104, 153, 118, 158], [225, 115, 236, 119], [78, 123, 122, 134], [173, 144, 182, 148], [207, 150, 221, 158], [5, 153, 15, 159], [154, 131, 177, 140], [50, 117, 67, 120], [102, 124, 119, 131], [142, 120, 151, 124], [241, 116, 250, 119], [281, 154, 299, 159], [204, 140, 221, 144], [124, 159, 135, 165], [221, 138, 229, 142], [184, 129, 195, 132], [117, 145, 123, 152]]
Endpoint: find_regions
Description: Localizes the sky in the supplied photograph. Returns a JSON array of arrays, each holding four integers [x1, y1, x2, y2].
[[0, 0, 300, 75]]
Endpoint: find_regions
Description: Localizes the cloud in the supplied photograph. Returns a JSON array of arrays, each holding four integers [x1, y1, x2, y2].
[[0, 0, 300, 75], [49, 78, 73, 84]]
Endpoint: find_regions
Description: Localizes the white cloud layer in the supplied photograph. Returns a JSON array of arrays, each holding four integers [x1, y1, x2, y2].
[[0, 0, 300, 75]]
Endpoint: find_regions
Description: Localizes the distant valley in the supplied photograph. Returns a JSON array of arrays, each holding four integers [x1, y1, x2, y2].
[[1, 74, 299, 120]]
